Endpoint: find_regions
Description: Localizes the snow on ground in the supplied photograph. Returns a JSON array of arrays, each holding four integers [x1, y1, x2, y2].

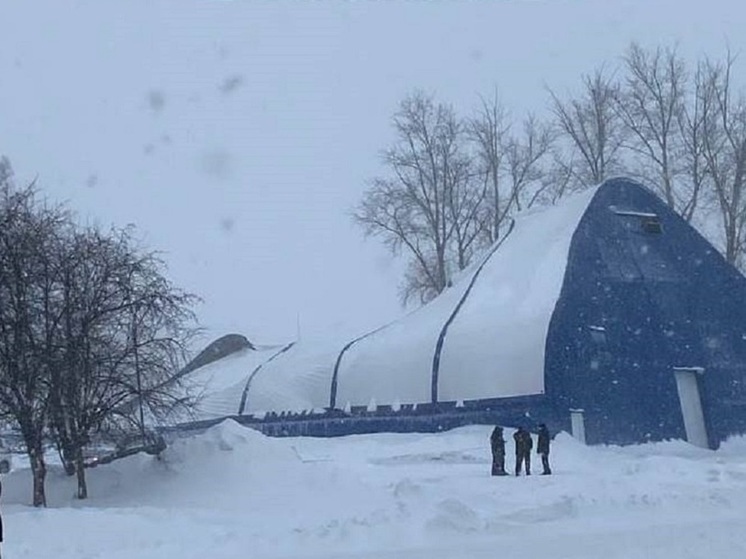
[[2, 422, 746, 558]]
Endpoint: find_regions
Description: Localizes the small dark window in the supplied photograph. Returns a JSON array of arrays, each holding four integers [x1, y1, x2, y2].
[[588, 326, 607, 345], [612, 208, 663, 234], [641, 216, 662, 234]]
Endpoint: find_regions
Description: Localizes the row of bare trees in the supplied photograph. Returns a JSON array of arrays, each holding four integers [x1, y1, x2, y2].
[[0, 158, 199, 506], [354, 92, 554, 304], [356, 43, 746, 303]]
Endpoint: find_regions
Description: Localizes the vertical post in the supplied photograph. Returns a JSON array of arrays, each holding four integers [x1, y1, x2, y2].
[[570, 409, 586, 444], [133, 303, 146, 444], [673, 367, 709, 449]]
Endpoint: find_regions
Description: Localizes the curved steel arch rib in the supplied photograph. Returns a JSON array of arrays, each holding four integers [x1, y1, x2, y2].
[[237, 342, 296, 415], [430, 219, 516, 403]]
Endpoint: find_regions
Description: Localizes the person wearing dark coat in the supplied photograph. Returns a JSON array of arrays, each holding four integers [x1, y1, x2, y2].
[[513, 427, 533, 476], [489, 426, 508, 476], [0, 477, 4, 549], [537, 423, 552, 475]]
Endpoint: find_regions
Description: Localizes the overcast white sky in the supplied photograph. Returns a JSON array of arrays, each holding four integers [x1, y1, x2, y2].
[[1, 0, 744, 346]]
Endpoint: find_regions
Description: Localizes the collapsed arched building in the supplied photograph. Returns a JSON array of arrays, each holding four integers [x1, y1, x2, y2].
[[180, 178, 746, 449]]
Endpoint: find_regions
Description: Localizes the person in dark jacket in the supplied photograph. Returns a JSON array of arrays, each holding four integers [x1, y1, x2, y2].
[[537, 423, 552, 475], [513, 426, 532, 476], [489, 426, 508, 476], [0, 477, 4, 550]]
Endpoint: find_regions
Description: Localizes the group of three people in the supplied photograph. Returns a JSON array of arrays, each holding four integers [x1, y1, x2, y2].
[[490, 423, 552, 476]]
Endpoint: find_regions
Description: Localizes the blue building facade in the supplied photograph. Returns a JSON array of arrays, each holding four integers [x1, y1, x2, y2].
[[545, 178, 746, 448]]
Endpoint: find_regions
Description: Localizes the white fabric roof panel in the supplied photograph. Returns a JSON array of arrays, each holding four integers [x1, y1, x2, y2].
[[438, 188, 597, 401], [190, 187, 599, 417]]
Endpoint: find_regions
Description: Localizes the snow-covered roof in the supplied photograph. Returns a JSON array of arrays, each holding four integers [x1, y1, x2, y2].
[[184, 345, 280, 419], [188, 187, 599, 418]]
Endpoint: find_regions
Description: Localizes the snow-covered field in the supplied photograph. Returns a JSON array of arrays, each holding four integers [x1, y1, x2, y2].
[[3, 421, 745, 558]]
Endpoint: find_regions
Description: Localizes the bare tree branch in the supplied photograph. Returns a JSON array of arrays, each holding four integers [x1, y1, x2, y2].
[[549, 67, 627, 188]]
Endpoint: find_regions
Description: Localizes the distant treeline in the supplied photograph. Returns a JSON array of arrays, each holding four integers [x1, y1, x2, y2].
[[356, 43, 746, 303]]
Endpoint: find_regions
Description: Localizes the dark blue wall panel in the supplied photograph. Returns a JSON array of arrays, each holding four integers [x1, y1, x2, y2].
[[545, 178, 746, 447]]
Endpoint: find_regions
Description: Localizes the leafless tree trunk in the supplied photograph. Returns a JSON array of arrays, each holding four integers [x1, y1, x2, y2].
[[0, 173, 63, 507], [469, 97, 553, 234], [50, 226, 198, 499], [698, 52, 746, 267], [468, 91, 511, 243], [0, 158, 199, 503], [678, 60, 711, 222], [26, 429, 48, 507], [617, 43, 695, 216], [355, 91, 483, 304], [504, 114, 555, 210], [446, 158, 487, 272], [549, 68, 627, 188]]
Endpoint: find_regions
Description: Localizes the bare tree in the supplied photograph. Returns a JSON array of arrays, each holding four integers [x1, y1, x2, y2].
[[503, 114, 555, 210], [355, 92, 483, 304], [468, 96, 554, 242], [0, 174, 67, 507], [0, 157, 12, 185], [0, 158, 199, 504], [49, 226, 198, 499], [677, 60, 711, 222], [468, 91, 511, 242], [698, 52, 746, 267], [549, 67, 627, 187], [445, 153, 486, 272], [617, 43, 697, 217]]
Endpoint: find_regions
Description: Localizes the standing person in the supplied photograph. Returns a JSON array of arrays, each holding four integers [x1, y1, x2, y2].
[[537, 423, 552, 475], [490, 426, 508, 476], [0, 476, 4, 558], [513, 426, 533, 476], [0, 453, 7, 558]]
